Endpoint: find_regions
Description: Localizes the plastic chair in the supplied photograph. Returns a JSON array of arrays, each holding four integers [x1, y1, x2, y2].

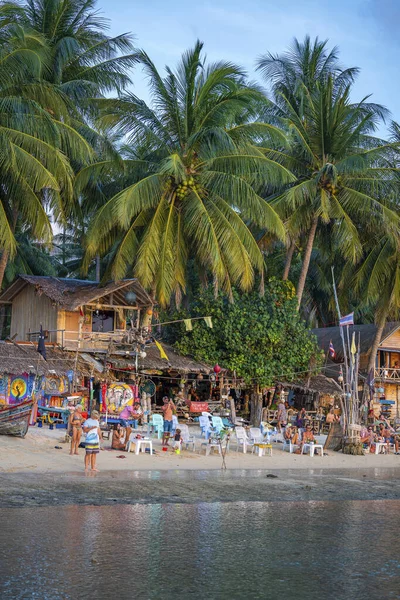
[[199, 416, 211, 439], [249, 427, 264, 444], [172, 415, 179, 434], [211, 416, 224, 433], [149, 414, 163, 439], [234, 426, 254, 453], [180, 424, 196, 451]]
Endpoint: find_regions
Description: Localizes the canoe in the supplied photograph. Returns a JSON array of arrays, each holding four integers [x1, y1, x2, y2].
[[0, 399, 34, 438]]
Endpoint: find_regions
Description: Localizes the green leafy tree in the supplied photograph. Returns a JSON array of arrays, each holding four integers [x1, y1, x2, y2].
[[78, 41, 295, 306], [167, 280, 322, 386]]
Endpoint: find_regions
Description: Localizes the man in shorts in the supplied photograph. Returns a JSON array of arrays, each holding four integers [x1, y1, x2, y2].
[[162, 397, 176, 446]]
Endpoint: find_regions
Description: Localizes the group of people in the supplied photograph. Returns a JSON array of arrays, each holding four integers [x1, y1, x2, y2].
[[283, 423, 320, 454], [277, 401, 339, 433], [360, 421, 400, 454]]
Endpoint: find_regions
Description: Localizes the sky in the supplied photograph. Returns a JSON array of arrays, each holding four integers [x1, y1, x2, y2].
[[100, 0, 400, 133]]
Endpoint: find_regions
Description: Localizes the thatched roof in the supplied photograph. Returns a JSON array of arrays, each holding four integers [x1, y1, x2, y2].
[[0, 342, 101, 377], [0, 275, 152, 310], [278, 374, 343, 396], [312, 322, 400, 361], [105, 343, 211, 375]]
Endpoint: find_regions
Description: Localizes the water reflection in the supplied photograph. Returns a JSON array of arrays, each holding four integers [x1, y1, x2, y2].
[[1, 500, 400, 600]]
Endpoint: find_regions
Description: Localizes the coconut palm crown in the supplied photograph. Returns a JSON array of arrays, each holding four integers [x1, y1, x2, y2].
[[78, 41, 295, 306]]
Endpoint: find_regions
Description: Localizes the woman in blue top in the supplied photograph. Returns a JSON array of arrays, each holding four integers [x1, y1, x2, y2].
[[83, 410, 101, 472]]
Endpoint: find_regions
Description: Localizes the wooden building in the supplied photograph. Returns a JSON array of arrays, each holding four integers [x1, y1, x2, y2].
[[0, 275, 152, 350], [313, 323, 400, 419]]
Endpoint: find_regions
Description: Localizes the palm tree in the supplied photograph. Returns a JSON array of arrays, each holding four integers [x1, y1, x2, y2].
[[0, 0, 137, 102], [78, 41, 294, 306], [0, 13, 93, 288], [260, 73, 399, 309], [257, 36, 361, 292]]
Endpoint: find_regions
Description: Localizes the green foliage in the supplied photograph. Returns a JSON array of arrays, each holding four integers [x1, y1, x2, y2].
[[166, 280, 322, 386]]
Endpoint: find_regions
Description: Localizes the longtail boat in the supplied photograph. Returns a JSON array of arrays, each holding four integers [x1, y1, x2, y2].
[[0, 399, 34, 437]]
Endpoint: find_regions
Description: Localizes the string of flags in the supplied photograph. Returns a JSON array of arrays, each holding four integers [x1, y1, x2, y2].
[[184, 316, 213, 331]]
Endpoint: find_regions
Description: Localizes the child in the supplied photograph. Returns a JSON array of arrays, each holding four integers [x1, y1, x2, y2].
[[173, 428, 183, 452], [83, 410, 101, 472]]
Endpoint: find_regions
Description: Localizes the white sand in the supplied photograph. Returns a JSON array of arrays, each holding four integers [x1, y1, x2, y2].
[[1, 425, 399, 473]]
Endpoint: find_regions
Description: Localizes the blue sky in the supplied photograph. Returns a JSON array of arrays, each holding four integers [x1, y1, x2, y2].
[[102, 0, 400, 132]]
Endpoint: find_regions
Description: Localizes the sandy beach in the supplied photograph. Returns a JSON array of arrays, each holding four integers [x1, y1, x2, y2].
[[1, 425, 400, 474], [0, 426, 399, 508]]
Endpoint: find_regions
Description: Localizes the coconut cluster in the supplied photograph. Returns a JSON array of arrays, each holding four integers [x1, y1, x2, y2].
[[175, 177, 200, 199]]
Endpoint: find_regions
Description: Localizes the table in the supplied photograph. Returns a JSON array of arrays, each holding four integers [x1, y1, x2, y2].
[[253, 443, 273, 457], [374, 442, 388, 455], [127, 436, 153, 455], [38, 406, 71, 425], [302, 443, 324, 457]]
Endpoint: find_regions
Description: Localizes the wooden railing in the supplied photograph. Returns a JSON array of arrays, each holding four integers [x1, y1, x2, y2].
[[63, 329, 132, 351], [375, 367, 400, 381]]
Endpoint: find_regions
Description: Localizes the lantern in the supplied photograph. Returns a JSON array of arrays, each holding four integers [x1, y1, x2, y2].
[[125, 290, 137, 303], [146, 308, 153, 316], [213, 364, 221, 374], [197, 373, 204, 380], [338, 373, 344, 383]]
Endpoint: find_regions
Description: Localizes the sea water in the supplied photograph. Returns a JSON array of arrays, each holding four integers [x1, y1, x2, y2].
[[0, 499, 400, 600]]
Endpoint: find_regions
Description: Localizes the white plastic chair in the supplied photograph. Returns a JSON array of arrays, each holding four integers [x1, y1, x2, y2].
[[172, 415, 179, 434], [234, 426, 254, 453], [249, 427, 264, 444], [283, 439, 298, 453], [180, 424, 196, 451]]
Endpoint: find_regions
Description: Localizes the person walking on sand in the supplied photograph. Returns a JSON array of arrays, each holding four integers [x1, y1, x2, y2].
[[69, 405, 84, 455], [83, 410, 101, 472], [162, 396, 176, 446]]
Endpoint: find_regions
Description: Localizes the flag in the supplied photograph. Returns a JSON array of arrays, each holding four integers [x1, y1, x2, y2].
[[366, 368, 375, 400], [339, 312, 354, 327], [329, 341, 336, 359], [154, 339, 169, 360], [37, 325, 47, 360], [204, 316, 213, 328], [351, 332, 357, 356], [183, 319, 193, 331]]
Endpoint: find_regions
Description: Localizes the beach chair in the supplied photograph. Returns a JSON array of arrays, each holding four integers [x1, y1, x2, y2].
[[149, 414, 163, 439], [283, 439, 298, 453], [180, 424, 196, 451], [234, 426, 254, 453], [249, 427, 264, 444], [199, 416, 211, 439], [211, 416, 224, 433], [172, 415, 179, 434]]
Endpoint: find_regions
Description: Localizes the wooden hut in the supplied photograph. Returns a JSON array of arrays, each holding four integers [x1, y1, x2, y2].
[[313, 323, 400, 419], [0, 275, 152, 349]]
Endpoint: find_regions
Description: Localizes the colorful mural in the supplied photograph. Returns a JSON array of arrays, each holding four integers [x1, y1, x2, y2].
[[106, 383, 135, 412], [0, 373, 67, 405]]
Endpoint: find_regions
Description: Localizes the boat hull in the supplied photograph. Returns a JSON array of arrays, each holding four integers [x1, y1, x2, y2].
[[0, 399, 34, 438]]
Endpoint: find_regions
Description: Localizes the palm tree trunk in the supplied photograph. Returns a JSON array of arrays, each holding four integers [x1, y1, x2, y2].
[[95, 255, 101, 282], [363, 314, 386, 403], [283, 238, 296, 281], [296, 216, 318, 310], [0, 248, 10, 291]]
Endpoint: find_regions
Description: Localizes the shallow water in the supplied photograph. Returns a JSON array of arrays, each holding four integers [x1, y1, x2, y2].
[[1, 500, 400, 600]]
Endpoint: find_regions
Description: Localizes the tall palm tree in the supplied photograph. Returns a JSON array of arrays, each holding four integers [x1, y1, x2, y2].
[[0, 0, 137, 102], [78, 41, 294, 306], [0, 13, 93, 288], [257, 36, 360, 289], [260, 74, 399, 309]]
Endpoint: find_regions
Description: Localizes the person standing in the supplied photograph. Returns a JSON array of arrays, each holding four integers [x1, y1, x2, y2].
[[277, 397, 287, 432], [69, 405, 84, 455], [83, 410, 101, 472], [162, 397, 176, 446]]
